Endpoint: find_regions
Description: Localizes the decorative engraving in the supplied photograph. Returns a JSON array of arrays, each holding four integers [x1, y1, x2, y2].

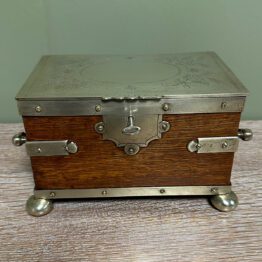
[[18, 52, 247, 100], [154, 53, 231, 91]]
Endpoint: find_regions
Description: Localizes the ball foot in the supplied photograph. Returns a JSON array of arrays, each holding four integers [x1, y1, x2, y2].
[[26, 195, 53, 217], [210, 191, 238, 212]]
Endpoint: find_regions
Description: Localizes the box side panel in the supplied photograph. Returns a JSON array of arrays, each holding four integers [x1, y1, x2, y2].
[[23, 113, 241, 190]]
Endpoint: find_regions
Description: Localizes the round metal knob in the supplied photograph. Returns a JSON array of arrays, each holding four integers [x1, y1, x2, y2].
[[238, 128, 253, 141], [12, 132, 27, 146], [65, 141, 78, 154]]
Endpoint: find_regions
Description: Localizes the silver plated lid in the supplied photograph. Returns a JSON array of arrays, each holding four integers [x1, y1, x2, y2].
[[16, 52, 248, 101]]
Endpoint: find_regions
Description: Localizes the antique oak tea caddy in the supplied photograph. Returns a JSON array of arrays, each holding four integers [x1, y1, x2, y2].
[[13, 52, 253, 216]]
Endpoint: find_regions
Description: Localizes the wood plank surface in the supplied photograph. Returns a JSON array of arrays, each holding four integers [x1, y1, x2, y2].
[[23, 113, 240, 189], [0, 121, 261, 262]]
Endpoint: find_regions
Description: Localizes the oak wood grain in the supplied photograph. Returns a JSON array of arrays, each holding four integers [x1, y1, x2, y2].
[[23, 113, 241, 189], [0, 121, 261, 261]]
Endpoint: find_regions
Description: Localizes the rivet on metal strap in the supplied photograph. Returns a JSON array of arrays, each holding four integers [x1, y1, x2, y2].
[[35, 105, 42, 112], [95, 104, 102, 112], [162, 103, 170, 111], [159, 121, 170, 133], [95, 122, 105, 134], [124, 144, 140, 155]]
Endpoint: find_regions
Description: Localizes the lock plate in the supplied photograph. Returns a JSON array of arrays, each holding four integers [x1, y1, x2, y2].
[[95, 114, 169, 154]]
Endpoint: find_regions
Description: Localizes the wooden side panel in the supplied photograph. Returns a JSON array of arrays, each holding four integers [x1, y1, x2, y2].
[[23, 113, 241, 190]]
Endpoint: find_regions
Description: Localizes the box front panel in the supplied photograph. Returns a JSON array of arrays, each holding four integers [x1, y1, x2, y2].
[[23, 113, 241, 190]]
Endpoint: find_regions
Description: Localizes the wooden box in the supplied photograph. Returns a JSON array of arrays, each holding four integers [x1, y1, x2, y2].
[[13, 52, 253, 216]]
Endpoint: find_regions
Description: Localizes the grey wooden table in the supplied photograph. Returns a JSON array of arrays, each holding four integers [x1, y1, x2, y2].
[[0, 121, 261, 262]]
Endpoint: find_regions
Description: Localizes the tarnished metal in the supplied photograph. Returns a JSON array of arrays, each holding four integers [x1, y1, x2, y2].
[[34, 185, 232, 199], [187, 137, 239, 153], [238, 128, 253, 141], [13, 52, 250, 214], [12, 132, 27, 146], [162, 103, 170, 111], [210, 191, 238, 212], [94, 113, 171, 154], [65, 141, 78, 154], [17, 96, 245, 116], [96, 114, 164, 149], [95, 114, 170, 154], [95, 122, 105, 134], [159, 121, 170, 133], [26, 195, 53, 217], [26, 140, 78, 156], [94, 104, 102, 112], [35, 105, 42, 112], [122, 116, 141, 135], [16, 52, 248, 101], [124, 144, 140, 155], [12, 134, 78, 156], [15, 52, 248, 116]]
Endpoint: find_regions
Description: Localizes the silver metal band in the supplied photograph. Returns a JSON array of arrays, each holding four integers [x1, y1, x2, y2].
[[187, 136, 239, 153], [34, 185, 231, 199], [17, 96, 245, 116], [26, 140, 68, 156]]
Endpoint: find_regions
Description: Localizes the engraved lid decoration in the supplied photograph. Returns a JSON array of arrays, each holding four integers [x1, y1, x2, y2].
[[16, 52, 248, 100]]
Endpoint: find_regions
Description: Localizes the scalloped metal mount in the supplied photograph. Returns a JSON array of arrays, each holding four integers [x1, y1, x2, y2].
[[95, 114, 170, 155]]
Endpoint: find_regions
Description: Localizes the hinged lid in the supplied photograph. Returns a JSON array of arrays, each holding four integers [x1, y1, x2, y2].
[[16, 52, 248, 101]]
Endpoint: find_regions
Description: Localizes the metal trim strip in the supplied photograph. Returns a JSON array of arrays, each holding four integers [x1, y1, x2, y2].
[[18, 97, 245, 116], [187, 136, 240, 153], [26, 140, 69, 156], [34, 186, 231, 199]]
